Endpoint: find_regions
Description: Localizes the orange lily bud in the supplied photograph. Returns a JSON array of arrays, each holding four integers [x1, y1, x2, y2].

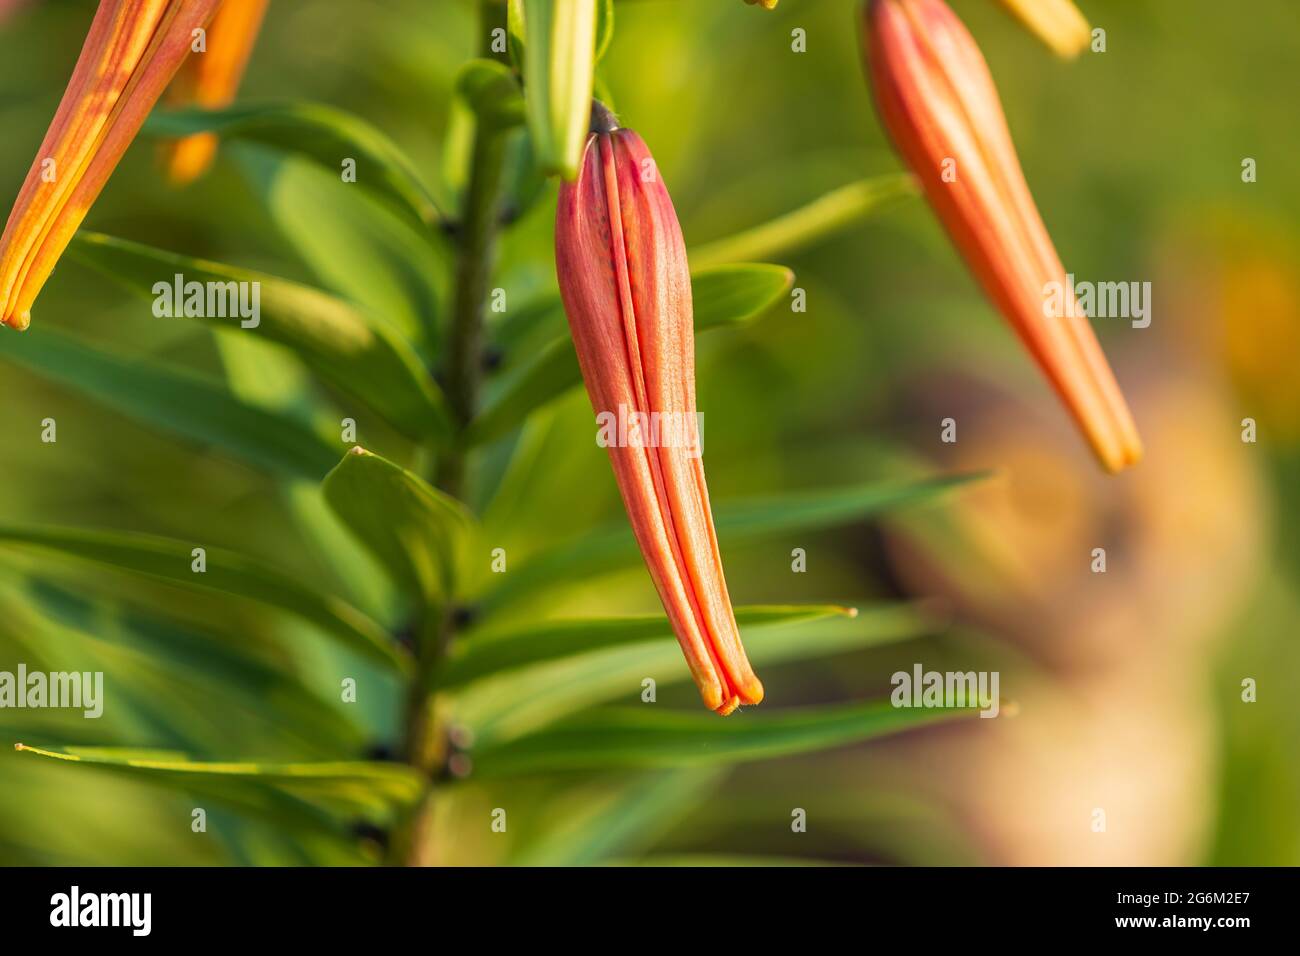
[[864, 0, 1142, 472], [0, 0, 223, 330], [555, 105, 763, 715], [161, 0, 268, 185], [996, 0, 1091, 60]]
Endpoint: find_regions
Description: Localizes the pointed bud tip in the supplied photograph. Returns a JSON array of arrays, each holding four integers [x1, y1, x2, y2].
[[3, 310, 31, 331], [589, 100, 620, 135]]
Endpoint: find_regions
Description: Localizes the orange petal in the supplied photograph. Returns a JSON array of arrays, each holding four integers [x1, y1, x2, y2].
[[0, 0, 223, 330], [556, 118, 763, 715], [161, 0, 268, 185], [864, 0, 1141, 472]]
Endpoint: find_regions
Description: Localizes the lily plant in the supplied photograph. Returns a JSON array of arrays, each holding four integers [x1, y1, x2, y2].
[[0, 0, 1118, 866]]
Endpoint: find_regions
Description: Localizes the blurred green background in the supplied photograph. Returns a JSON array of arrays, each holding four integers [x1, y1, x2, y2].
[[0, 0, 1296, 865]]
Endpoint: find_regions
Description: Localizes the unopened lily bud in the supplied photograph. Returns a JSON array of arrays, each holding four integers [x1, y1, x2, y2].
[[863, 0, 1141, 472], [996, 0, 1091, 60], [0, 0, 223, 330], [555, 104, 764, 715]]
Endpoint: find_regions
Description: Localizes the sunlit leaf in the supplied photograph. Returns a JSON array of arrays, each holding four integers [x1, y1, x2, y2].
[[13, 744, 424, 818], [468, 700, 966, 777], [454, 604, 932, 743], [323, 448, 474, 609], [0, 326, 339, 479], [237, 149, 445, 350], [0, 525, 409, 673], [511, 768, 721, 866], [445, 604, 854, 689], [145, 103, 444, 228], [689, 174, 918, 270], [68, 232, 453, 445], [478, 472, 987, 609], [0, 583, 366, 760]]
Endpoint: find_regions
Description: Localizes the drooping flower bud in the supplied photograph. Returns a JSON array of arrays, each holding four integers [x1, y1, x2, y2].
[[161, 0, 268, 185], [996, 0, 1091, 60], [0, 0, 222, 330], [555, 105, 764, 715], [864, 0, 1142, 472]]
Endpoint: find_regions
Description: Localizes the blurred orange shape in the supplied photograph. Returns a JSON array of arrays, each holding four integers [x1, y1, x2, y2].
[[0, 0, 223, 330], [864, 0, 1142, 472], [161, 0, 268, 185]]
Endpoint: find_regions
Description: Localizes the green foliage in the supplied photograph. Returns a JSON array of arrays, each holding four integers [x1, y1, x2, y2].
[[0, 0, 994, 867]]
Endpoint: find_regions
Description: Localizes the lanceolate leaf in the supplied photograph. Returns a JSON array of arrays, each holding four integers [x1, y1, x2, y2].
[[692, 263, 797, 331], [322, 448, 473, 608], [237, 149, 445, 350], [0, 583, 366, 759], [467, 700, 966, 777], [13, 745, 425, 817], [68, 232, 453, 445], [469, 264, 794, 446], [444, 604, 854, 689], [0, 326, 339, 479], [689, 174, 918, 270], [511, 767, 721, 866], [477, 472, 987, 609], [0, 526, 409, 672], [453, 604, 933, 744], [144, 103, 444, 229]]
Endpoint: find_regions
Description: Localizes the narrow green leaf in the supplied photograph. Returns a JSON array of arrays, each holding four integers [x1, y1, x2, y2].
[[594, 0, 615, 62], [144, 103, 444, 228], [523, 0, 597, 179], [479, 472, 987, 609], [468, 264, 793, 446], [454, 604, 932, 744], [0, 326, 338, 479], [13, 744, 424, 816], [67, 232, 452, 445], [0, 525, 409, 673], [237, 149, 445, 350], [468, 700, 967, 777], [445, 604, 853, 689], [0, 582, 366, 760], [512, 768, 721, 866], [322, 448, 473, 608], [689, 174, 919, 270], [693, 263, 796, 330]]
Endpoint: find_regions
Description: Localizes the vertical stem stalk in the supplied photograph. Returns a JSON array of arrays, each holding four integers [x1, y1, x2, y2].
[[391, 102, 510, 867]]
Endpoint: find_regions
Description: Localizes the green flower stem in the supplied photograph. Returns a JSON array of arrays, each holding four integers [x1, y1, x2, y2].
[[393, 65, 513, 865], [439, 128, 510, 495]]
